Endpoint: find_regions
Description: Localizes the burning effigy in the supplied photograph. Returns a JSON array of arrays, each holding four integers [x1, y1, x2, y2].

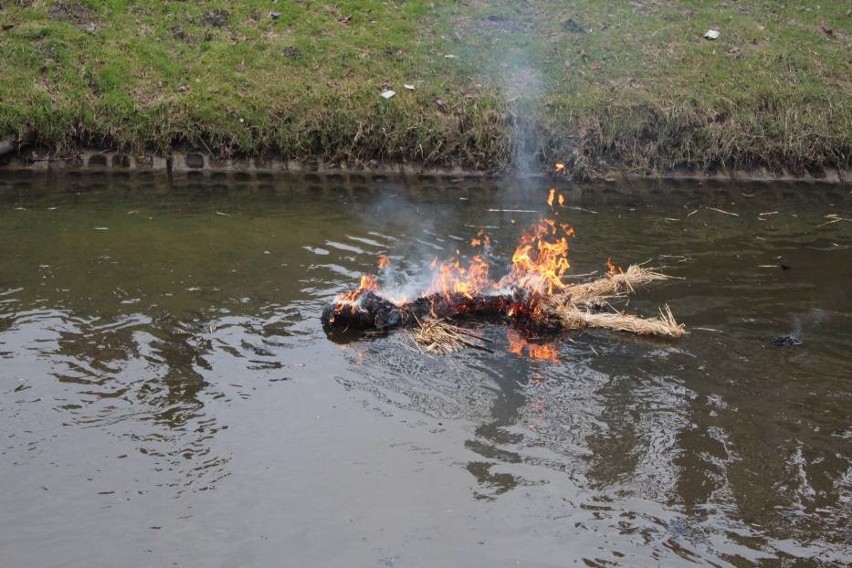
[[321, 188, 684, 352]]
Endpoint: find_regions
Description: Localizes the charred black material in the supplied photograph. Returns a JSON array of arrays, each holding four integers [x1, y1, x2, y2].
[[320, 291, 405, 332], [771, 335, 803, 347], [321, 289, 552, 333]]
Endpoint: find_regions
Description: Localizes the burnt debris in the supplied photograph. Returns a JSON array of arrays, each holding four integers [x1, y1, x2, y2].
[[321, 289, 558, 335], [771, 335, 803, 347]]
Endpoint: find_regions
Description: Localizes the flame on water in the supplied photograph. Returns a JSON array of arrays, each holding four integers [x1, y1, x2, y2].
[[332, 189, 575, 310], [333, 274, 379, 314], [428, 254, 490, 300], [470, 229, 492, 248], [606, 257, 623, 277], [341, 274, 378, 301], [334, 255, 393, 309], [546, 187, 566, 209], [498, 217, 573, 296], [507, 329, 559, 361], [493, 188, 574, 296]]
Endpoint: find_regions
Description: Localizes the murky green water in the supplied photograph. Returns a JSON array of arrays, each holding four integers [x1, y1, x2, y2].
[[1, 174, 850, 566]]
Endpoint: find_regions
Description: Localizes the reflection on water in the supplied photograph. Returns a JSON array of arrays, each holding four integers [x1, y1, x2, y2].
[[1, 175, 850, 566]]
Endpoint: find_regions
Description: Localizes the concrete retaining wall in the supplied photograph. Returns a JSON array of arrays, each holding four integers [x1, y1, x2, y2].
[[0, 150, 847, 184]]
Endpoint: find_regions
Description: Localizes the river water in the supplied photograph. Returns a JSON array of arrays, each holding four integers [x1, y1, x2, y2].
[[1, 174, 850, 567]]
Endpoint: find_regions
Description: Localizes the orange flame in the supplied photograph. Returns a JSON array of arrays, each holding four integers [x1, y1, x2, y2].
[[335, 190, 577, 319], [507, 330, 559, 361], [334, 273, 380, 313], [470, 229, 492, 248], [529, 343, 559, 361], [547, 188, 566, 210], [429, 254, 490, 300], [340, 274, 378, 302], [499, 218, 573, 295], [555, 163, 566, 174], [606, 257, 623, 277]]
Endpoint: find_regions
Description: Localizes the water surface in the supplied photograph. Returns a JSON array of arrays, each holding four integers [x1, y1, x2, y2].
[[1, 175, 850, 566]]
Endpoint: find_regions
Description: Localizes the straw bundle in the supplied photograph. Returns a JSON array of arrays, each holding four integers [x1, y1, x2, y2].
[[411, 319, 492, 354], [556, 304, 684, 338], [337, 261, 684, 355], [565, 265, 671, 306]]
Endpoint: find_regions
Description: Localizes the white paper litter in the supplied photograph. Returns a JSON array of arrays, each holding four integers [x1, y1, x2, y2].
[[380, 90, 396, 99], [704, 29, 720, 40]]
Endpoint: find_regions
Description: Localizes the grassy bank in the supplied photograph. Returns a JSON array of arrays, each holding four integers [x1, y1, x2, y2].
[[0, 1, 849, 177]]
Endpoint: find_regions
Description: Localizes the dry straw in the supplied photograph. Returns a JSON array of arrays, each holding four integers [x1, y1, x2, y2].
[[546, 265, 684, 337], [411, 264, 684, 353], [564, 264, 672, 306], [555, 304, 685, 338], [411, 318, 492, 354]]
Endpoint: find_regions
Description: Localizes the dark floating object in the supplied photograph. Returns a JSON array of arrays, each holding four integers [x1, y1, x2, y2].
[[772, 335, 803, 347], [779, 262, 791, 271], [321, 266, 685, 344], [321, 290, 559, 336]]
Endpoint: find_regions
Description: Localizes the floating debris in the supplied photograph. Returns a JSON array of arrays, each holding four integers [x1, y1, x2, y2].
[[706, 207, 738, 217], [323, 190, 685, 351], [557, 305, 684, 338], [410, 319, 492, 354], [558, 264, 673, 306], [772, 335, 803, 347]]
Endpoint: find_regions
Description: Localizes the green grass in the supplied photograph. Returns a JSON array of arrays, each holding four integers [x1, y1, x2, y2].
[[0, 1, 849, 176]]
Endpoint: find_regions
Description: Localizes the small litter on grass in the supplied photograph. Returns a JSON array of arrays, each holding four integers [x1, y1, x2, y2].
[[380, 90, 396, 99], [283, 46, 302, 58], [704, 29, 720, 40], [404, 84, 415, 91], [562, 18, 585, 33]]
